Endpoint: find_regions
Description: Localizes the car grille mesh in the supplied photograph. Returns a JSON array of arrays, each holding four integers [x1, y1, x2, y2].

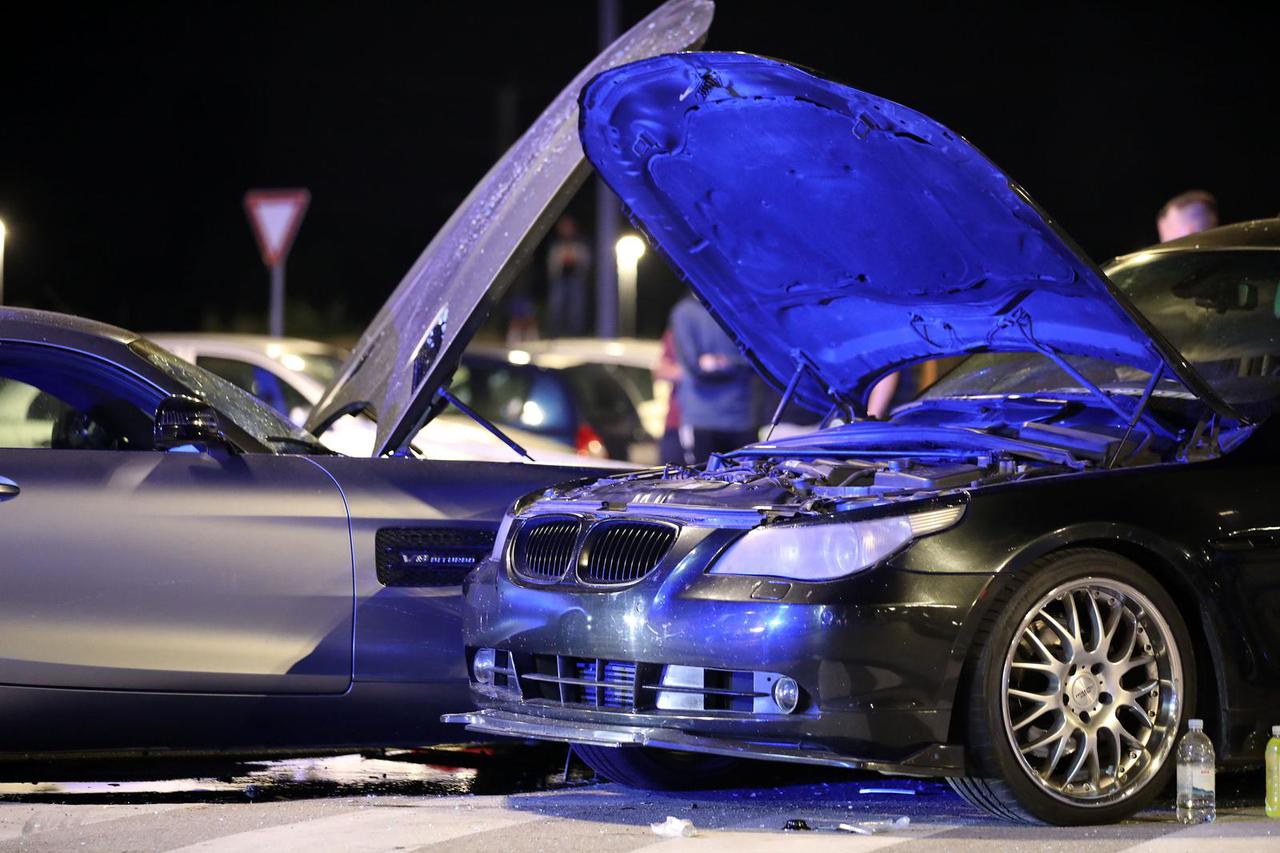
[[578, 522, 677, 585], [512, 518, 582, 582], [501, 653, 776, 713]]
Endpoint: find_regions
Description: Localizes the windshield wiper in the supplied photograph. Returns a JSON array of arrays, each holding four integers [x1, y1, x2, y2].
[[433, 387, 534, 462]]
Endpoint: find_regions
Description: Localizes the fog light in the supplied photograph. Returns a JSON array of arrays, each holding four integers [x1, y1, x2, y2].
[[473, 648, 497, 685], [772, 676, 800, 714]]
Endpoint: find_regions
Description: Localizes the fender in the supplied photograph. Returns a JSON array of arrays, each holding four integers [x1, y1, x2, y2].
[[947, 520, 1232, 753]]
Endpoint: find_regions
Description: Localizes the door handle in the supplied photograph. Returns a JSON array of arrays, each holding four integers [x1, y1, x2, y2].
[[0, 478, 19, 500]]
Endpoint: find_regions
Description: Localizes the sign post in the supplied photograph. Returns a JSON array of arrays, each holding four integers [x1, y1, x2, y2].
[[244, 189, 310, 337]]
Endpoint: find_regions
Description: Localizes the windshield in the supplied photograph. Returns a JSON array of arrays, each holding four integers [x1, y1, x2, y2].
[[131, 339, 329, 453], [924, 249, 1280, 410]]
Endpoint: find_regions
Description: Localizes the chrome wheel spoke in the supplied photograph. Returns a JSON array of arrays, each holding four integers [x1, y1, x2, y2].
[[1062, 729, 1092, 783], [1010, 660, 1057, 673], [1083, 593, 1105, 654], [1012, 704, 1054, 730], [1129, 679, 1159, 699], [1101, 596, 1124, 650], [1020, 720, 1071, 755], [1063, 592, 1084, 647], [1112, 610, 1139, 664], [1043, 728, 1072, 776], [1123, 655, 1155, 672], [1008, 687, 1055, 704], [1037, 608, 1076, 653]]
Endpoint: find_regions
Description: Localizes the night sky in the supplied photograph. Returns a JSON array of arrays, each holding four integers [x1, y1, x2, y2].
[[2, 2, 1278, 342]]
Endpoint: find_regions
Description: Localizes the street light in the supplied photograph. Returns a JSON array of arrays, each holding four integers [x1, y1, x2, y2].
[[614, 233, 646, 337]]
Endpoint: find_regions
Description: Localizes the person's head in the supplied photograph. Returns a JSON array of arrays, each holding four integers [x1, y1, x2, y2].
[[555, 215, 578, 239], [1157, 190, 1218, 242]]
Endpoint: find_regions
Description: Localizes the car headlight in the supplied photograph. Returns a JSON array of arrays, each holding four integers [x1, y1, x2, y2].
[[708, 504, 964, 581]]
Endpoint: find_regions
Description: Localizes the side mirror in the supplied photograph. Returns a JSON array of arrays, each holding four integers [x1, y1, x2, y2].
[[154, 395, 227, 452]]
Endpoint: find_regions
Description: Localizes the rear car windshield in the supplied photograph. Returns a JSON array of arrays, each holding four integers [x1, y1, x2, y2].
[[925, 249, 1280, 410]]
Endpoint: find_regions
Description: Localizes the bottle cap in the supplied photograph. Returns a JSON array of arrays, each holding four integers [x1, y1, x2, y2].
[[1188, 719, 1203, 730], [1273, 725, 1280, 737]]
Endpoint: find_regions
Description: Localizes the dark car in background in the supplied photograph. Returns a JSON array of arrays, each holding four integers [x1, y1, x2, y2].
[[457, 345, 657, 463], [448, 52, 1280, 826], [0, 0, 713, 761]]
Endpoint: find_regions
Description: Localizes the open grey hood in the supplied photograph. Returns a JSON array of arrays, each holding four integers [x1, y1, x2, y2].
[[578, 52, 1223, 416], [307, 0, 715, 456]]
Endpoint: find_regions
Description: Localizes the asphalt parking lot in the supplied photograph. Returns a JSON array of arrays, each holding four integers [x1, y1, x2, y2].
[[0, 748, 1275, 852]]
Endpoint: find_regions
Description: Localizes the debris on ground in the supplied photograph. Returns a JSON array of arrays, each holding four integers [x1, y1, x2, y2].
[[837, 816, 911, 834], [782, 818, 812, 831], [650, 816, 697, 838]]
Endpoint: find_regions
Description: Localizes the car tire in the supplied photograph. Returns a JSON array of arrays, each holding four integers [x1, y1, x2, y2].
[[573, 744, 744, 790], [948, 548, 1195, 825]]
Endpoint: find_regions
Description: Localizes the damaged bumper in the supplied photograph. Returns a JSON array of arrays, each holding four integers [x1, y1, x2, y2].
[[442, 708, 964, 775], [453, 533, 994, 776]]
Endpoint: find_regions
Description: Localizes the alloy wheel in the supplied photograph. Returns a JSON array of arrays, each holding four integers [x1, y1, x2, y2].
[[1001, 577, 1183, 807]]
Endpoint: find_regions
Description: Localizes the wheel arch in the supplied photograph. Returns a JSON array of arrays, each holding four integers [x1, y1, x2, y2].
[[946, 522, 1229, 754]]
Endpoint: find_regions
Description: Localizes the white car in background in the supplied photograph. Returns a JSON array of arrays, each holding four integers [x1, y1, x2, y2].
[[147, 333, 609, 465]]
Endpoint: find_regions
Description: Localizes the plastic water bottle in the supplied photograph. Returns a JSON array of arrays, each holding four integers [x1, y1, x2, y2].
[[1176, 718, 1216, 824], [1266, 725, 1280, 819]]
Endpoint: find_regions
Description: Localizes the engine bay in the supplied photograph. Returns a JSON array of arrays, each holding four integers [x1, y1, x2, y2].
[[549, 405, 1249, 519]]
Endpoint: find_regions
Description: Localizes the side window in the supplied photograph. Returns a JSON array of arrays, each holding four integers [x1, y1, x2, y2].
[[0, 378, 74, 448], [0, 346, 157, 450]]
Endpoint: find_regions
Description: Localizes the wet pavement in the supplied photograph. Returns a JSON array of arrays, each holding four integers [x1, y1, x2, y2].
[[0, 747, 1276, 851]]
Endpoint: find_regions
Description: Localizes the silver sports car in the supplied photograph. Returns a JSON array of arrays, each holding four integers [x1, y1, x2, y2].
[[0, 0, 713, 761]]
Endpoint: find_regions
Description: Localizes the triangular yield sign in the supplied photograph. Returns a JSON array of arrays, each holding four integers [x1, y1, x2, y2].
[[244, 189, 310, 267]]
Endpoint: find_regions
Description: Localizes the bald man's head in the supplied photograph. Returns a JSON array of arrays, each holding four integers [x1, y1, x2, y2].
[[1157, 190, 1219, 242]]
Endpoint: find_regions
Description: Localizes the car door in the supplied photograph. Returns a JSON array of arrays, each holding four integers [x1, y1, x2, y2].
[[0, 344, 354, 695]]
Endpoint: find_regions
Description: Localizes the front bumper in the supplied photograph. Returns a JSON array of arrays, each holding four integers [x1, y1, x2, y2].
[[442, 708, 964, 775], [457, 522, 994, 773]]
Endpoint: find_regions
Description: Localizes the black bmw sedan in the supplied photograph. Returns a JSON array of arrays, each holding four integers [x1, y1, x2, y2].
[[448, 51, 1280, 826]]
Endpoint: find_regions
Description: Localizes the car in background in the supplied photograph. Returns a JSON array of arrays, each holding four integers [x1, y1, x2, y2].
[[447, 52, 1280, 826], [459, 341, 660, 464], [509, 338, 667, 439], [0, 0, 713, 761], [148, 332, 603, 466]]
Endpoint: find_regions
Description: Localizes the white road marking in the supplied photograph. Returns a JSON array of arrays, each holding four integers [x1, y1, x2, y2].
[[165, 800, 547, 853], [1119, 817, 1280, 852], [0, 802, 196, 842]]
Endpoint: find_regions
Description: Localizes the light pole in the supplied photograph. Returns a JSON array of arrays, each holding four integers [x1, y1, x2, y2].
[[615, 234, 646, 337], [595, 0, 621, 337], [0, 218, 6, 305]]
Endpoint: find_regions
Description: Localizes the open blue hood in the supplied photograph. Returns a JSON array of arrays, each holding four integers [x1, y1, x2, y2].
[[579, 53, 1215, 415]]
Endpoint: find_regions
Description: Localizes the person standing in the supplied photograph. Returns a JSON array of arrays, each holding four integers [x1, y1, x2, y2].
[[653, 328, 686, 465], [669, 295, 758, 462], [545, 215, 591, 338]]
